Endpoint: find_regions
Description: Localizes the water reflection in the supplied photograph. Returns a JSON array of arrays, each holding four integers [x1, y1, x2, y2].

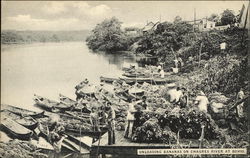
[[90, 50, 137, 69], [1, 42, 137, 110]]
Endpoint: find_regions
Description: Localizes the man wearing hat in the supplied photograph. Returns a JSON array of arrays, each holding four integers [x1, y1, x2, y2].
[[194, 91, 209, 112], [166, 85, 183, 104]]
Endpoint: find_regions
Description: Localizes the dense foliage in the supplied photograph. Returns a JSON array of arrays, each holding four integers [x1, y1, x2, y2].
[[177, 27, 248, 95], [136, 20, 193, 63], [131, 107, 221, 143], [221, 9, 236, 25], [86, 17, 128, 52]]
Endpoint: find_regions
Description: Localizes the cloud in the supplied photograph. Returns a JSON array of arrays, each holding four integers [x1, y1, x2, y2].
[[42, 2, 67, 14], [2, 2, 113, 30], [7, 14, 45, 23], [42, 2, 111, 17], [3, 14, 88, 30], [88, 4, 111, 16], [2, 1, 247, 31]]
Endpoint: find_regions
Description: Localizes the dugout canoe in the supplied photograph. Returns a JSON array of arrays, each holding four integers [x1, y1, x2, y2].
[[59, 94, 91, 113], [100, 76, 134, 85], [122, 72, 150, 78], [0, 117, 33, 140], [34, 94, 73, 112], [1, 110, 38, 130], [1, 104, 46, 118], [119, 77, 168, 85], [59, 94, 76, 105]]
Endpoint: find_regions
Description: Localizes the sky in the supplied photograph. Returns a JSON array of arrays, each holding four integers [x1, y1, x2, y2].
[[1, 1, 249, 31]]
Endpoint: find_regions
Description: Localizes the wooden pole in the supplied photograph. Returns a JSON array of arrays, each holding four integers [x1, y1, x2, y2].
[[241, 4, 249, 46], [199, 125, 205, 148], [193, 8, 196, 32], [198, 42, 203, 68], [170, 47, 177, 60]]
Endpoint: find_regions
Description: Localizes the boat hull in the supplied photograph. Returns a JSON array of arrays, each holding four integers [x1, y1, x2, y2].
[[1, 110, 38, 130], [0, 117, 33, 140], [34, 95, 73, 112], [1, 104, 46, 118]]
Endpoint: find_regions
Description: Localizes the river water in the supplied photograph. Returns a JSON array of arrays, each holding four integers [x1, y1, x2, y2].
[[1, 42, 137, 111]]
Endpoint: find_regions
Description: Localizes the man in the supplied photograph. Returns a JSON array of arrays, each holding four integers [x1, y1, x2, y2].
[[124, 99, 136, 139], [47, 121, 67, 158], [177, 57, 184, 72], [194, 91, 209, 113], [90, 107, 100, 132], [179, 88, 188, 108], [157, 65, 162, 73], [133, 104, 143, 134], [141, 96, 148, 110], [173, 58, 178, 68], [160, 69, 165, 78], [236, 88, 245, 118], [166, 86, 183, 104], [106, 103, 116, 145]]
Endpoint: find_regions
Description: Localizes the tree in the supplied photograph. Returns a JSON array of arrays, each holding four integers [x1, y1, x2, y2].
[[86, 17, 127, 52], [221, 9, 235, 25], [173, 16, 182, 24], [52, 34, 60, 42], [136, 20, 192, 63]]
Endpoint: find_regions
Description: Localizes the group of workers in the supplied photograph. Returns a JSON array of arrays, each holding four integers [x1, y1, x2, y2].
[[74, 73, 247, 147], [37, 119, 67, 158], [124, 97, 148, 139], [89, 101, 116, 145], [75, 80, 117, 145]]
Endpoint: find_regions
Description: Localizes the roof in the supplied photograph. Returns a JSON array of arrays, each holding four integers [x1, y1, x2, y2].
[[142, 21, 160, 32]]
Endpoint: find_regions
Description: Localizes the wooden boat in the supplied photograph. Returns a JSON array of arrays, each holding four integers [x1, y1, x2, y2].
[[77, 85, 96, 95], [63, 138, 89, 154], [34, 94, 73, 112], [59, 94, 76, 105], [122, 72, 150, 78], [1, 110, 38, 130], [0, 117, 33, 140], [119, 77, 168, 85], [66, 134, 92, 150], [128, 87, 145, 96], [65, 111, 90, 119], [30, 137, 54, 151], [100, 76, 133, 85], [1, 104, 46, 118], [59, 94, 91, 113]]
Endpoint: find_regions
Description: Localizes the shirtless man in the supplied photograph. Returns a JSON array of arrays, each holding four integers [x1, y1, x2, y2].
[[194, 91, 209, 112]]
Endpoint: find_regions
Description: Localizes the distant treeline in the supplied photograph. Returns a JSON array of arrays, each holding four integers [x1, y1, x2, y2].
[[1, 30, 90, 44]]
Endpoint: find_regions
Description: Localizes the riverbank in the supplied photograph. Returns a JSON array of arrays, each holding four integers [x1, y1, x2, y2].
[[1, 68, 249, 157]]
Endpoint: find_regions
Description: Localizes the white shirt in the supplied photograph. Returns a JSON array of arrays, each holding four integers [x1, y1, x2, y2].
[[157, 65, 162, 70], [127, 103, 135, 120], [237, 90, 245, 118], [167, 89, 183, 102], [160, 69, 165, 78], [172, 68, 179, 73], [195, 95, 209, 112]]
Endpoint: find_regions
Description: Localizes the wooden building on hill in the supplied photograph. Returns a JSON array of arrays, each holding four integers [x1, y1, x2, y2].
[[142, 21, 160, 34], [186, 18, 216, 32]]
